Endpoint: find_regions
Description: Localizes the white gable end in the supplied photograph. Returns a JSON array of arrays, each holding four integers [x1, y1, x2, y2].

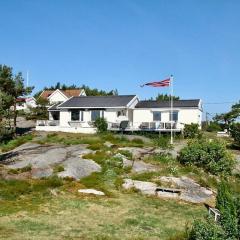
[[48, 89, 68, 104]]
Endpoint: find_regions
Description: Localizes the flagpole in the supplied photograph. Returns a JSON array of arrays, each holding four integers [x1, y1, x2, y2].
[[170, 75, 173, 145]]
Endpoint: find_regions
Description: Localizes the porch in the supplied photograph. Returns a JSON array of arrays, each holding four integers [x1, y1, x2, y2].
[[36, 120, 183, 133]]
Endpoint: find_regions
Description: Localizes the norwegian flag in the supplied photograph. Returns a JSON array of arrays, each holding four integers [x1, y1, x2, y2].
[[140, 78, 171, 87]]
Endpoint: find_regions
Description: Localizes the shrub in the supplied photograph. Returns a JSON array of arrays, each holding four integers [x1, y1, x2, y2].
[[131, 138, 144, 144], [184, 124, 202, 139], [53, 165, 64, 173], [0, 134, 33, 152], [153, 135, 171, 149], [188, 218, 225, 240], [230, 123, 240, 147], [94, 117, 108, 133], [178, 139, 235, 175], [118, 150, 133, 159], [206, 122, 222, 132], [216, 182, 238, 239]]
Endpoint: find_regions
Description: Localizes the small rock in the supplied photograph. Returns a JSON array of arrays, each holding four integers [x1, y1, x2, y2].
[[78, 189, 105, 196], [104, 142, 114, 148], [122, 179, 157, 195]]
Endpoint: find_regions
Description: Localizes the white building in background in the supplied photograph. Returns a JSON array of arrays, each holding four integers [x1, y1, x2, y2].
[[16, 97, 37, 111], [39, 88, 86, 104], [36, 95, 202, 134]]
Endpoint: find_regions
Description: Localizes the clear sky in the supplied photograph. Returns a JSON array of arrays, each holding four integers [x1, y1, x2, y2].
[[0, 0, 239, 117]]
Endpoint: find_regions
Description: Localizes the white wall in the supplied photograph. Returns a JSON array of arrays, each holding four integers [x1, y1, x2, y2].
[[49, 91, 68, 104], [60, 110, 71, 127], [133, 108, 202, 129]]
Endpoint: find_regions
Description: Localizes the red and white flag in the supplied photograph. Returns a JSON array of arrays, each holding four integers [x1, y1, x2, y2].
[[140, 78, 171, 88]]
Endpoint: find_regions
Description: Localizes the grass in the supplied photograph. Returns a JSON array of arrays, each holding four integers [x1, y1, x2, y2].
[[0, 131, 239, 239], [8, 164, 32, 175], [0, 134, 33, 152], [0, 188, 206, 240], [36, 132, 150, 148]]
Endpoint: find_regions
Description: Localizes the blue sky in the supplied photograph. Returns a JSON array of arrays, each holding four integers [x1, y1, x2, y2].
[[0, 0, 239, 117]]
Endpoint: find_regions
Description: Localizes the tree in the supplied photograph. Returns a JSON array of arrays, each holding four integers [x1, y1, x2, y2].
[[155, 93, 180, 101], [30, 97, 49, 120], [81, 84, 118, 96], [214, 101, 240, 128], [0, 65, 33, 134]]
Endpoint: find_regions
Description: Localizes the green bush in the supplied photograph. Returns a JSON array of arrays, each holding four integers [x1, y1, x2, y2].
[[188, 218, 225, 240], [0, 134, 33, 152], [206, 122, 222, 132], [216, 182, 238, 239], [131, 138, 144, 144], [230, 123, 240, 147], [178, 139, 235, 175], [184, 124, 202, 139], [94, 117, 108, 133], [153, 135, 171, 149]]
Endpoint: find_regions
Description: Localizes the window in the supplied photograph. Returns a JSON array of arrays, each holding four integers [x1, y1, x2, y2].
[[71, 110, 80, 121], [91, 110, 101, 121], [80, 111, 84, 121], [170, 111, 178, 121], [117, 110, 126, 117], [153, 111, 161, 121]]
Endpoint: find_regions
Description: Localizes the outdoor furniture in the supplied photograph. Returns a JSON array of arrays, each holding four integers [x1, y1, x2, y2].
[[208, 207, 221, 222], [120, 120, 129, 131], [139, 122, 149, 129], [150, 122, 156, 129], [111, 123, 120, 129], [49, 121, 57, 126]]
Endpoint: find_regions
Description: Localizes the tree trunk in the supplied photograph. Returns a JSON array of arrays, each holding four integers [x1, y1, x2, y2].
[[13, 99, 17, 137]]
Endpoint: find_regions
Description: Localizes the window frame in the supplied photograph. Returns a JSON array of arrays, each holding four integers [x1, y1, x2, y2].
[[170, 111, 178, 121], [153, 111, 161, 121]]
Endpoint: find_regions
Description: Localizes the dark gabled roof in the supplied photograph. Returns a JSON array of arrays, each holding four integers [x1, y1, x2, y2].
[[48, 102, 61, 111], [135, 99, 201, 108], [57, 95, 137, 108]]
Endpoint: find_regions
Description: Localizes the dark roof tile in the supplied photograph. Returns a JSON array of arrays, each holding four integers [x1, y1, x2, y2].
[[58, 95, 136, 108], [135, 99, 201, 108]]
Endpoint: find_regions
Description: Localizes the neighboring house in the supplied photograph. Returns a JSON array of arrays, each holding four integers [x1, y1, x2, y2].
[[133, 99, 202, 131], [36, 95, 202, 134], [16, 97, 37, 111], [39, 88, 86, 104]]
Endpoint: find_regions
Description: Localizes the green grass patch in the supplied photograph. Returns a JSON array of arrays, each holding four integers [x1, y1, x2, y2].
[[118, 150, 133, 159], [53, 165, 64, 174], [8, 164, 32, 175], [0, 134, 33, 152]]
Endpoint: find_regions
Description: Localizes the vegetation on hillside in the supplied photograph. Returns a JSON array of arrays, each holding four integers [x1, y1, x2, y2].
[[178, 139, 235, 175], [0, 64, 33, 139]]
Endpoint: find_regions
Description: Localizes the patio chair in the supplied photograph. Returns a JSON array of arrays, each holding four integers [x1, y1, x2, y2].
[[150, 122, 156, 129], [139, 122, 149, 129], [120, 120, 129, 131]]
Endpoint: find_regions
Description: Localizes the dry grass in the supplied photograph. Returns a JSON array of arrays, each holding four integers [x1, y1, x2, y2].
[[0, 190, 206, 240]]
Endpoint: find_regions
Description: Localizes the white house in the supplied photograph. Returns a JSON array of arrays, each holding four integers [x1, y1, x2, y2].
[[16, 97, 37, 111], [39, 88, 86, 105], [133, 99, 202, 131], [36, 95, 202, 134]]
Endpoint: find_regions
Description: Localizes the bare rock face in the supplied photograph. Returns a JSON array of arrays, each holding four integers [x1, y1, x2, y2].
[[118, 147, 154, 159], [114, 153, 158, 173], [4, 143, 100, 180], [123, 177, 215, 204], [159, 176, 214, 204], [123, 179, 157, 195], [78, 189, 105, 196], [58, 158, 101, 180]]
